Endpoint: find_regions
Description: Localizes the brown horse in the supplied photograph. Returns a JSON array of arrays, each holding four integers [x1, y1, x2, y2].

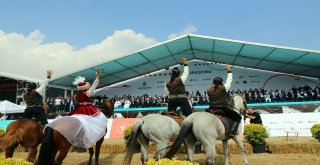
[[0, 119, 44, 162], [36, 99, 114, 165]]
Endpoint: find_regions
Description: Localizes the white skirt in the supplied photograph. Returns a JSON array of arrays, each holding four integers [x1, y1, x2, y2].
[[47, 113, 108, 148]]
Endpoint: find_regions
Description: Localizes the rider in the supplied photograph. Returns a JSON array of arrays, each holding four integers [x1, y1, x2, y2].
[[46, 70, 108, 149], [165, 57, 192, 117], [206, 64, 242, 137], [69, 70, 102, 116], [23, 70, 52, 126]]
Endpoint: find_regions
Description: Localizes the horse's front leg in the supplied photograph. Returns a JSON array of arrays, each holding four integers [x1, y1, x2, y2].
[[232, 135, 249, 165], [94, 136, 105, 165]]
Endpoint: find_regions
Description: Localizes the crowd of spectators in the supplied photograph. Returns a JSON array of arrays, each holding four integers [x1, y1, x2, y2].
[[45, 85, 320, 110], [2, 85, 319, 120]]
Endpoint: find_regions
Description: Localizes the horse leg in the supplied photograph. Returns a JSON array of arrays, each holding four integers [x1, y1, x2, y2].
[[185, 134, 196, 162], [55, 145, 72, 165], [222, 140, 230, 165], [137, 133, 149, 165], [232, 135, 249, 165], [88, 147, 94, 165], [154, 140, 168, 160], [201, 138, 216, 165], [26, 147, 38, 163], [94, 137, 105, 165]]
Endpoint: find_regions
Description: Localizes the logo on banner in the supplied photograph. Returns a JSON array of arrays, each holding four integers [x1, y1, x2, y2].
[[116, 122, 130, 134], [138, 81, 151, 90], [109, 118, 139, 139], [190, 70, 212, 74]]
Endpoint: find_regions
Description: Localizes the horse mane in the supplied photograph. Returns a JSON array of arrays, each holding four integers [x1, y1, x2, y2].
[[100, 99, 114, 118], [228, 94, 244, 114], [0, 128, 24, 148]]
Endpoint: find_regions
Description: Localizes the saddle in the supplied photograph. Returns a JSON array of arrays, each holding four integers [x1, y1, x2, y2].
[[161, 111, 184, 126], [28, 117, 46, 128], [205, 108, 234, 139]]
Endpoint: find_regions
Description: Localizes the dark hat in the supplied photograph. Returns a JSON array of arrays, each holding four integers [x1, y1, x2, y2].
[[213, 77, 223, 85], [26, 83, 37, 92], [171, 67, 180, 78]]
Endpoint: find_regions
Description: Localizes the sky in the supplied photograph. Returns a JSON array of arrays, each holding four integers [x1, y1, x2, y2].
[[0, 0, 319, 82]]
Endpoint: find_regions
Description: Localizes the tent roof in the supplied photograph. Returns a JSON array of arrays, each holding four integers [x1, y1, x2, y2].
[[0, 100, 26, 114], [49, 34, 320, 88]]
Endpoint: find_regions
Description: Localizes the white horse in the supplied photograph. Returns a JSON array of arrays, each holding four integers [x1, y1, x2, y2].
[[164, 95, 249, 165], [123, 114, 181, 165]]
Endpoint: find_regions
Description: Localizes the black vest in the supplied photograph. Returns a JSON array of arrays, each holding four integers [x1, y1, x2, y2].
[[166, 78, 186, 95], [207, 85, 228, 107], [23, 90, 43, 106]]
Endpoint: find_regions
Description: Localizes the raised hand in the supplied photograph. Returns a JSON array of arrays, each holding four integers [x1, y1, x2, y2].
[[226, 64, 231, 72], [96, 70, 100, 79], [47, 70, 53, 77], [181, 58, 187, 65]]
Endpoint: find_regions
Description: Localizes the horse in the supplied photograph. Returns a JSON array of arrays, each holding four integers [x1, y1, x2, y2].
[[0, 103, 50, 162], [164, 95, 249, 165], [36, 99, 114, 165], [123, 112, 183, 165], [0, 119, 44, 162]]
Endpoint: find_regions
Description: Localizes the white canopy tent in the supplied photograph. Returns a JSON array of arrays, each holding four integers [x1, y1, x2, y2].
[[0, 100, 26, 119]]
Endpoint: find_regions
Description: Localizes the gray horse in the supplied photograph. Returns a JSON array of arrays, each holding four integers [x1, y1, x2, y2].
[[123, 114, 181, 165], [164, 95, 249, 165]]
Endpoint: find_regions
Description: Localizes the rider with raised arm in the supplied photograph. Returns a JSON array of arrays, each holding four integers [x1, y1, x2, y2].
[[23, 70, 52, 126], [206, 64, 242, 137], [164, 57, 192, 117], [69, 70, 102, 116], [47, 70, 108, 148]]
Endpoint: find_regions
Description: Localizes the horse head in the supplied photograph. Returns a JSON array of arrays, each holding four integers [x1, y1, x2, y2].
[[230, 94, 246, 115], [101, 99, 114, 118]]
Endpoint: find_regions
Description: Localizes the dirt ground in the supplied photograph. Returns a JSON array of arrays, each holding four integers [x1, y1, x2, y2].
[[3, 137, 320, 165], [10, 152, 320, 165]]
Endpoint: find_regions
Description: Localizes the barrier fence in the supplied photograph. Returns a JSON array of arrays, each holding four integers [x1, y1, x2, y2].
[[1, 112, 319, 139], [1, 101, 319, 139]]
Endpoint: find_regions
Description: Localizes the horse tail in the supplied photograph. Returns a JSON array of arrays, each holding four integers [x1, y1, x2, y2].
[[164, 119, 193, 159], [37, 127, 56, 165], [0, 128, 23, 148], [123, 120, 144, 165]]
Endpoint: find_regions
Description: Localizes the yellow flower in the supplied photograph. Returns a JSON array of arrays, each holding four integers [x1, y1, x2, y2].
[[147, 158, 199, 165], [0, 156, 33, 165]]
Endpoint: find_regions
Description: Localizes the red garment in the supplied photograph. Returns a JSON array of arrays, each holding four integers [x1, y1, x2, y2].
[[69, 91, 100, 116]]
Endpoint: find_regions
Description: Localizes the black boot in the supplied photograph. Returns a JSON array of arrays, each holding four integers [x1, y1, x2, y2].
[[229, 122, 240, 137]]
